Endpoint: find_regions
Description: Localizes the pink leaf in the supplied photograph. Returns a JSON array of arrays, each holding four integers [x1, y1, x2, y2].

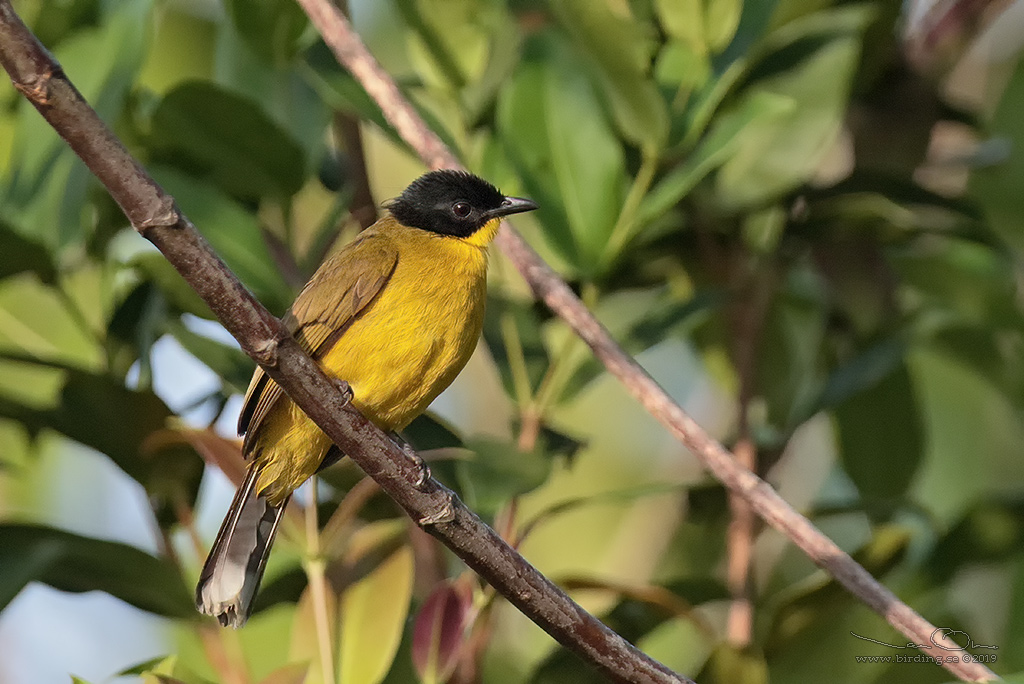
[[411, 578, 474, 684]]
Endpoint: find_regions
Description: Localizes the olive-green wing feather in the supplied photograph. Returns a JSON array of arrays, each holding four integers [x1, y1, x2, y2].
[[237, 230, 399, 454]]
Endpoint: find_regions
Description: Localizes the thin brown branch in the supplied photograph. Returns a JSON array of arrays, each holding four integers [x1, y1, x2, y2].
[[332, 112, 378, 230], [288, 1, 998, 681], [0, 3, 687, 682], [725, 260, 775, 648]]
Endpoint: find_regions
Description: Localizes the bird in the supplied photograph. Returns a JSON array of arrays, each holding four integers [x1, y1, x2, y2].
[[195, 170, 537, 627]]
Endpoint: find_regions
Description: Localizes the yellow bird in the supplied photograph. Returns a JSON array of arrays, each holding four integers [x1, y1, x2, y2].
[[196, 170, 537, 627]]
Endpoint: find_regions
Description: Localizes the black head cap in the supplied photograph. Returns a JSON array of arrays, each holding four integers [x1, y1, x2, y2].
[[386, 170, 537, 238]]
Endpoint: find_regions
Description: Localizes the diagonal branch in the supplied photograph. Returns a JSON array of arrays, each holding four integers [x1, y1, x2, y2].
[[292, 1, 998, 681], [0, 3, 687, 683]]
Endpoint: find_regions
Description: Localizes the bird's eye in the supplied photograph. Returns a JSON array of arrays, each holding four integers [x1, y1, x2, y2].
[[452, 201, 471, 218]]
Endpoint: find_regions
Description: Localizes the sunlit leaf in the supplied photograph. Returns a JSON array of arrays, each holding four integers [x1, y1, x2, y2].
[[338, 536, 414, 684], [697, 644, 768, 684], [0, 1, 149, 250], [497, 35, 625, 276], [639, 91, 792, 228], [715, 6, 871, 208]]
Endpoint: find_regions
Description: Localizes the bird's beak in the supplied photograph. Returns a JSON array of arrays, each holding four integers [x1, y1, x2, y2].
[[486, 196, 539, 220]]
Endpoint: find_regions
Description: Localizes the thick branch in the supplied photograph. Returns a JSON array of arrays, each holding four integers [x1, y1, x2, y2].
[[0, 4, 686, 683], [291, 1, 998, 681]]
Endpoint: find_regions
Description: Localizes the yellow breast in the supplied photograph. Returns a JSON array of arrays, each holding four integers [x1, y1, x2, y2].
[[325, 226, 488, 430], [253, 222, 492, 502]]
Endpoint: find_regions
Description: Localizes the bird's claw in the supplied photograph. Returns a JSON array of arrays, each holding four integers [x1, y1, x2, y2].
[[418, 494, 455, 526], [333, 379, 354, 402]]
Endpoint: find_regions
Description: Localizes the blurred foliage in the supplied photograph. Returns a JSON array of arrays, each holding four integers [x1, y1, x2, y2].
[[2, 0, 1024, 682]]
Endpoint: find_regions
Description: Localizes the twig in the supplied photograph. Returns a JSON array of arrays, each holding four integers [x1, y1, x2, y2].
[[725, 259, 775, 648], [332, 112, 378, 231], [0, 4, 688, 682], [290, 1, 998, 681]]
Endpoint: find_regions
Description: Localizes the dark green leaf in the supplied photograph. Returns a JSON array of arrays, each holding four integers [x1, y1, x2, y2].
[[148, 82, 306, 201], [0, 365, 204, 524], [834, 363, 924, 506], [224, 0, 309, 63], [456, 438, 553, 517], [0, 221, 56, 282], [812, 338, 907, 418], [0, 523, 194, 618], [928, 497, 1024, 583]]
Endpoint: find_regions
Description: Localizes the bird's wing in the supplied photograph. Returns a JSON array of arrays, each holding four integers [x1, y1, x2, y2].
[[237, 231, 399, 454]]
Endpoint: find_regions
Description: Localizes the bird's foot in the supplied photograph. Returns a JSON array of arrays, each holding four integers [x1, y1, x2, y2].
[[390, 433, 431, 487], [418, 493, 455, 526], [333, 378, 354, 403]]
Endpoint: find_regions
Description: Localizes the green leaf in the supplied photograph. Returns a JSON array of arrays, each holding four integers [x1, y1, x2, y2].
[[639, 91, 792, 227], [456, 438, 553, 517], [636, 616, 712, 677], [834, 363, 924, 506], [705, 0, 743, 53], [811, 338, 907, 419], [128, 252, 215, 320], [0, 221, 56, 282], [0, 1, 149, 250], [0, 523, 194, 618], [151, 167, 293, 313], [972, 56, 1024, 255], [497, 35, 625, 276], [755, 285, 825, 431], [0, 364, 204, 523], [148, 82, 306, 201], [223, 0, 309, 64], [714, 6, 871, 209], [654, 0, 706, 51], [698, 645, 768, 684], [303, 44, 400, 147], [928, 498, 1024, 583], [767, 525, 910, 652], [550, 0, 669, 150]]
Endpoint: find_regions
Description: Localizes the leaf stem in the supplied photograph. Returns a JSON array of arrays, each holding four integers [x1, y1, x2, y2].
[[601, 148, 659, 266], [303, 477, 337, 684]]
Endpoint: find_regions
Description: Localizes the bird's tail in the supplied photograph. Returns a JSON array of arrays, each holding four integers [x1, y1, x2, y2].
[[195, 464, 288, 628]]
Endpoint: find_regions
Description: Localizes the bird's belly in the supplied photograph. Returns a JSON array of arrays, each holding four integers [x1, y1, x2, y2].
[[322, 275, 484, 431]]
